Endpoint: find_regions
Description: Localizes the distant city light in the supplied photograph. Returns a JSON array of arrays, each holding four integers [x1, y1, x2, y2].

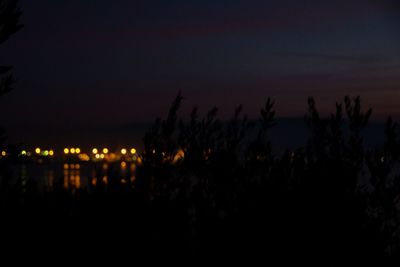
[[78, 153, 90, 161], [173, 149, 185, 164], [7, 144, 140, 162], [121, 161, 127, 168]]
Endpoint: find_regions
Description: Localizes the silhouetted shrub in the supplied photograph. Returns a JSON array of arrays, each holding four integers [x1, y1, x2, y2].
[[138, 93, 400, 264]]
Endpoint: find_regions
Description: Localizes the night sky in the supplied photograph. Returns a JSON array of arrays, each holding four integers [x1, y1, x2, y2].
[[1, 0, 400, 147]]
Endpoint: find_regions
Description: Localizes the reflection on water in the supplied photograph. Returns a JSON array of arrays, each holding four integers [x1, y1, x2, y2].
[[7, 161, 137, 193], [102, 175, 108, 185], [47, 169, 54, 191], [63, 164, 83, 190]]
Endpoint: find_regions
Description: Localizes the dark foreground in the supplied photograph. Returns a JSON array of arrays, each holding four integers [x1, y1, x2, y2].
[[1, 96, 400, 265]]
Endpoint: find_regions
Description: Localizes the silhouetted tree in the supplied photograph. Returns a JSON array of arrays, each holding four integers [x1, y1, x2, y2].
[[0, 0, 22, 186], [0, 0, 22, 96]]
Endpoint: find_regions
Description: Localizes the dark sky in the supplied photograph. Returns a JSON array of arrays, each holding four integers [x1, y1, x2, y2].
[[1, 0, 400, 146]]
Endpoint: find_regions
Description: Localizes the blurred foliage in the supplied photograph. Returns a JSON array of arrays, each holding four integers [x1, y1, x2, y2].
[[137, 94, 400, 264], [2, 93, 400, 264], [0, 0, 22, 188]]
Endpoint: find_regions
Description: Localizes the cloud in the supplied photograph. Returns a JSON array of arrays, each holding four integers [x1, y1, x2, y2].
[[22, 1, 384, 45], [279, 52, 388, 65]]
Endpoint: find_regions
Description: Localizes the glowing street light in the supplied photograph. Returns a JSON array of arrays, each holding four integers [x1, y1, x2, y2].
[[130, 148, 136, 154], [70, 148, 76, 154], [49, 150, 54, 156], [35, 148, 41, 154], [64, 148, 69, 154], [121, 148, 127, 155], [21, 150, 27, 156], [92, 148, 98, 154], [75, 148, 81, 154], [102, 148, 109, 154], [1, 151, 6, 156]]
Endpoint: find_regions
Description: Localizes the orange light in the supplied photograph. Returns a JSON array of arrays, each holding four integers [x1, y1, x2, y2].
[[173, 149, 185, 164], [78, 153, 90, 161], [75, 175, 81, 188], [121, 161, 127, 168]]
